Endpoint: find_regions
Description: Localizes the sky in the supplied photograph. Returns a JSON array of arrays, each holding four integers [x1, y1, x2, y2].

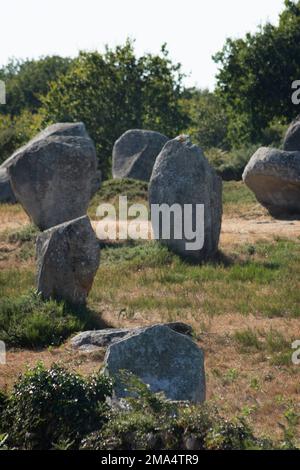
[[0, 0, 285, 90]]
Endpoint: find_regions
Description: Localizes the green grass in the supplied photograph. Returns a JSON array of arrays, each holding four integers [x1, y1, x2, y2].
[[233, 327, 295, 366], [234, 329, 263, 352], [0, 268, 35, 297], [0, 291, 103, 348], [6, 224, 39, 244], [89, 178, 149, 218], [90, 238, 300, 319], [1, 178, 300, 338], [88, 178, 259, 219]]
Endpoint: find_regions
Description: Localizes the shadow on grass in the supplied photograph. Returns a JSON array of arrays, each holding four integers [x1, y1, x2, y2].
[[0, 291, 112, 349]]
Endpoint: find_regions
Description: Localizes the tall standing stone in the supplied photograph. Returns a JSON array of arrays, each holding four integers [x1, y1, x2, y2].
[[149, 136, 222, 262], [36, 215, 100, 304]]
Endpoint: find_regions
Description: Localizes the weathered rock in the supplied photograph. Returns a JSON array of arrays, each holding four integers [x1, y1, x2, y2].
[[0, 168, 17, 203], [36, 215, 100, 304], [70, 322, 193, 350], [7, 123, 98, 230], [112, 129, 168, 181], [283, 117, 300, 151], [149, 136, 222, 262], [242, 147, 300, 217], [104, 324, 205, 403]]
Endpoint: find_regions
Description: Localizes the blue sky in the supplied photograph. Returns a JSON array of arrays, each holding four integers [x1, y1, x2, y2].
[[1, 0, 285, 89]]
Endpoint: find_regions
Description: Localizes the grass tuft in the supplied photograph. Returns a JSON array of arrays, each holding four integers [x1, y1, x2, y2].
[[0, 291, 103, 348]]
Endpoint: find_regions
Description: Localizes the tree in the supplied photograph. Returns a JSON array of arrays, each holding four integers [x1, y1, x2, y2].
[[183, 88, 228, 149], [40, 41, 189, 178], [213, 0, 300, 147], [0, 56, 72, 116]]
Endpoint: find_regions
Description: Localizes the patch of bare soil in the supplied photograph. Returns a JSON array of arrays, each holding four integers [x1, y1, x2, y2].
[[92, 216, 300, 246], [0, 345, 106, 392], [221, 215, 300, 246]]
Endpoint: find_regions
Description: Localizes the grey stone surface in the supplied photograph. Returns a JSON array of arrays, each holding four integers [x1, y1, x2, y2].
[[112, 129, 168, 181], [91, 169, 102, 197], [283, 117, 300, 151], [103, 324, 205, 403], [0, 168, 17, 203], [2, 122, 89, 169], [36, 215, 100, 304], [70, 322, 193, 349], [7, 123, 98, 230], [149, 136, 222, 262], [243, 146, 300, 217]]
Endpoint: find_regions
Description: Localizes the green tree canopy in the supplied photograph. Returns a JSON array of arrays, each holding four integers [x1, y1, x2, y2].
[[183, 88, 228, 149], [213, 0, 300, 147], [0, 56, 72, 116], [40, 41, 189, 178]]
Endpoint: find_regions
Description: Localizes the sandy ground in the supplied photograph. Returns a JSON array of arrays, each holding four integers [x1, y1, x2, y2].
[[1, 204, 300, 245], [92, 216, 300, 246]]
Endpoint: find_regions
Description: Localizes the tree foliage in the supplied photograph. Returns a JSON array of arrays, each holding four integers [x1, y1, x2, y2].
[[40, 41, 189, 178], [214, 0, 300, 147], [183, 88, 228, 149], [0, 56, 72, 116]]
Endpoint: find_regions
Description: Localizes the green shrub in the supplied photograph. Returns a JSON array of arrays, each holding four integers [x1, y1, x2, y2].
[[2, 363, 112, 449], [81, 372, 272, 450], [0, 389, 7, 422], [206, 144, 258, 181], [0, 112, 41, 164], [0, 291, 101, 348], [89, 178, 148, 218]]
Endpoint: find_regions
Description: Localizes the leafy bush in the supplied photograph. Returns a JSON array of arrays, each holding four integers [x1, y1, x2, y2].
[[89, 178, 148, 218], [81, 372, 272, 450], [1, 368, 297, 450], [1, 363, 112, 449], [0, 291, 101, 348], [0, 111, 41, 164], [0, 389, 7, 417], [206, 144, 258, 180]]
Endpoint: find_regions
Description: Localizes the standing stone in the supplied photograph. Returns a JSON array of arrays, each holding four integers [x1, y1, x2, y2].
[[149, 136, 222, 262], [242, 147, 300, 217], [0, 168, 17, 203], [104, 324, 205, 403], [283, 117, 300, 152], [36, 215, 100, 304], [112, 129, 169, 181], [7, 123, 98, 230]]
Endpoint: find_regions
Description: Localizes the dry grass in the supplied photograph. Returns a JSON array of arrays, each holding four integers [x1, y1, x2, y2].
[[0, 180, 300, 444]]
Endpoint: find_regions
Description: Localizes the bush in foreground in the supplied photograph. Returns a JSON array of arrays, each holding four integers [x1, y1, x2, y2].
[[0, 366, 298, 450], [1, 363, 112, 449]]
